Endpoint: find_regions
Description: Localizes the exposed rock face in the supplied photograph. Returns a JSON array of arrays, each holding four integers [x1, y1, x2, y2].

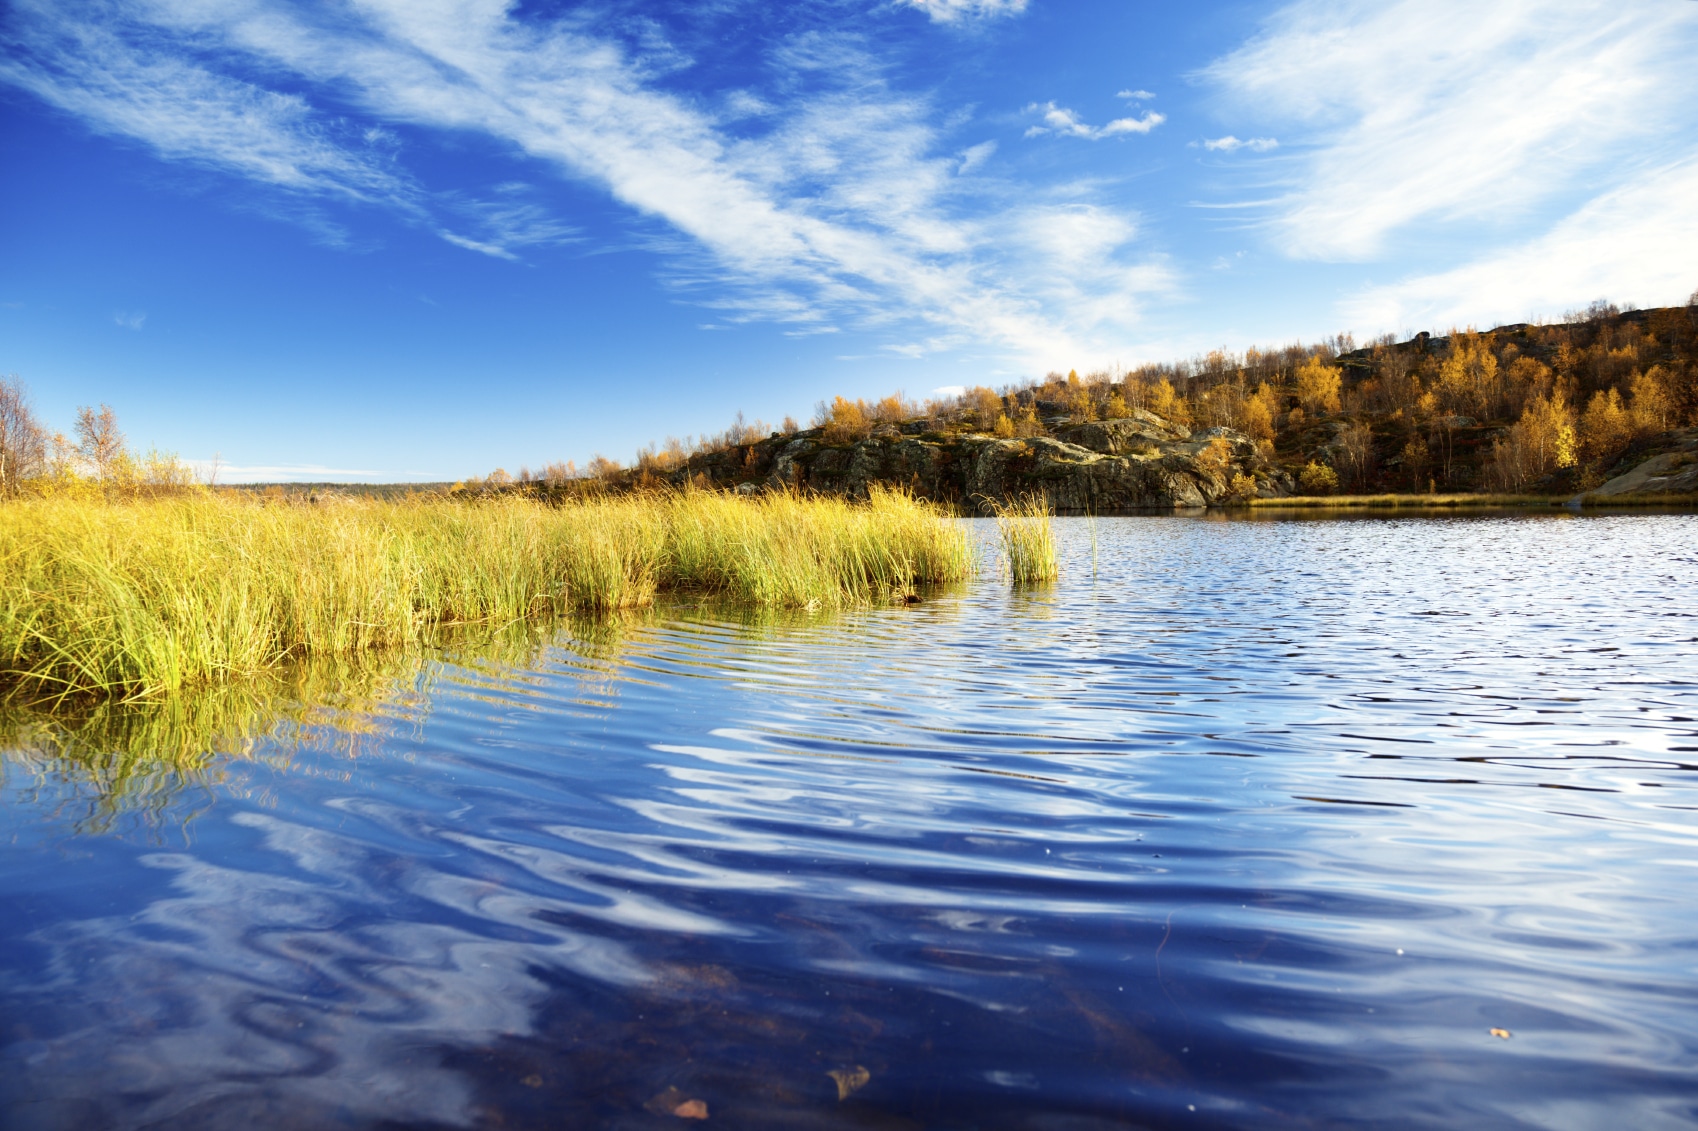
[[670, 414, 1290, 511], [1576, 429, 1698, 501]]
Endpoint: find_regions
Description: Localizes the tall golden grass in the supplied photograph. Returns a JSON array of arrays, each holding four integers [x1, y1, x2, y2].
[[990, 495, 1058, 584], [0, 487, 976, 702]]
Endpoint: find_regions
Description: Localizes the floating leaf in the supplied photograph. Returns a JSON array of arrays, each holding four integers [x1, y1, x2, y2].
[[645, 1087, 709, 1119], [828, 1065, 871, 1102], [1489, 1028, 1512, 1040]]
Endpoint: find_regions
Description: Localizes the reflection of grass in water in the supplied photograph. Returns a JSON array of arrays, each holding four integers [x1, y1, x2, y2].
[[0, 620, 565, 837], [0, 488, 977, 702], [0, 589, 973, 837]]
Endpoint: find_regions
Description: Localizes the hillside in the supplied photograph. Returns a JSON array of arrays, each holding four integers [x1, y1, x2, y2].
[[557, 298, 1696, 511]]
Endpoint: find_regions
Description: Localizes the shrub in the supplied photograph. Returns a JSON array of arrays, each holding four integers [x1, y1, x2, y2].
[[1298, 460, 1339, 494]]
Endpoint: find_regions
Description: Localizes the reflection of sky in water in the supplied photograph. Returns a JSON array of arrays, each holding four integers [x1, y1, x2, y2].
[[2, 514, 1696, 1129]]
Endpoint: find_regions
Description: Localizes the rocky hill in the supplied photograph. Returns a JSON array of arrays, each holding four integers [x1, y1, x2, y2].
[[660, 409, 1281, 512]]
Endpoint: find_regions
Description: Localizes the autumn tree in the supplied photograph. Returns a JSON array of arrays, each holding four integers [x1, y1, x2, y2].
[[1294, 357, 1341, 415], [1239, 383, 1277, 444], [1436, 333, 1501, 417], [1579, 388, 1633, 464], [1147, 378, 1191, 428], [0, 376, 46, 497], [1629, 367, 1676, 434], [74, 403, 126, 481], [819, 396, 873, 443], [964, 387, 1003, 432], [1336, 421, 1376, 490], [1484, 392, 1576, 490], [1398, 436, 1431, 490]]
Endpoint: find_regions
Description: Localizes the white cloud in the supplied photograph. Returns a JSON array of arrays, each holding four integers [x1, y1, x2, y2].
[[1340, 156, 1698, 332], [0, 1, 413, 207], [0, 0, 1173, 367], [898, 0, 1028, 24], [1200, 0, 1698, 260], [113, 310, 146, 329], [1202, 135, 1277, 153], [183, 459, 434, 483], [956, 139, 996, 174], [1117, 89, 1155, 101], [1024, 101, 1164, 140]]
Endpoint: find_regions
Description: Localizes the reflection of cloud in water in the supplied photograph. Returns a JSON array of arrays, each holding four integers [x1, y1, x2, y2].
[[5, 811, 648, 1129]]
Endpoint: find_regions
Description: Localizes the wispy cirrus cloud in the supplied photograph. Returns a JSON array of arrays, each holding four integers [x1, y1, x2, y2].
[[0, 0, 1172, 366], [1341, 156, 1698, 331], [113, 310, 147, 329], [1201, 135, 1277, 153], [1199, 0, 1698, 262], [897, 0, 1028, 24], [1023, 101, 1164, 140]]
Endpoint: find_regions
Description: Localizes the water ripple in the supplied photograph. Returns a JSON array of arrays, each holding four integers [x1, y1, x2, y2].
[[3, 514, 1697, 1129]]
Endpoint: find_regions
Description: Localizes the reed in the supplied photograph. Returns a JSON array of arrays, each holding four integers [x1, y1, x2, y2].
[[990, 494, 1058, 584], [0, 487, 976, 702]]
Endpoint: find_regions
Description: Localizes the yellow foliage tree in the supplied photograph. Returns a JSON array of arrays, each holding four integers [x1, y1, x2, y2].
[[1148, 378, 1191, 428], [1629, 367, 1675, 434], [1579, 387, 1633, 463], [1485, 392, 1576, 490], [1240, 383, 1277, 443], [822, 396, 872, 443], [1437, 334, 1501, 417], [1295, 358, 1341, 415]]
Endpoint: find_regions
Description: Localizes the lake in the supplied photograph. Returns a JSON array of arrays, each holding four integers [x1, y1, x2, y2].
[[2, 513, 1695, 1130]]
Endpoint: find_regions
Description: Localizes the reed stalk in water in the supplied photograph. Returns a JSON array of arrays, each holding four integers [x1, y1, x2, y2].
[[0, 486, 976, 702], [991, 494, 1058, 584]]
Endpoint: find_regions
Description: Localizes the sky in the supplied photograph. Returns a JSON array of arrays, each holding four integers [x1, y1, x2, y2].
[[2, 0, 1696, 482]]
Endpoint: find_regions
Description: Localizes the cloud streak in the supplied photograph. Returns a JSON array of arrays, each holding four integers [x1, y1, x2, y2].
[[1202, 135, 1277, 153], [1200, 0, 1698, 261], [1023, 101, 1164, 140], [898, 0, 1029, 24], [0, 0, 1171, 366], [1341, 156, 1698, 332]]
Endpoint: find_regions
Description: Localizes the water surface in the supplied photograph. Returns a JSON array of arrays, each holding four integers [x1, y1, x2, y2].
[[3, 514, 1696, 1130]]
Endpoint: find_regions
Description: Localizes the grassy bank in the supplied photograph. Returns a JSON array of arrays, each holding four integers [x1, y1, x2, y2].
[[1246, 492, 1570, 509], [1247, 491, 1698, 508], [0, 488, 976, 702]]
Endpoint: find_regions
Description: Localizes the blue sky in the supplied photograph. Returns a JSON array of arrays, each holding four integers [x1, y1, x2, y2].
[[3, 0, 1696, 481]]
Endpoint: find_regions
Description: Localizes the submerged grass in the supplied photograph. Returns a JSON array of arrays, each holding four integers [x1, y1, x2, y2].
[[990, 495, 1059, 584], [0, 487, 976, 702]]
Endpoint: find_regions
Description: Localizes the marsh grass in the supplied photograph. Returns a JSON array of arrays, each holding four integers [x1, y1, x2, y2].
[[0, 487, 976, 702], [990, 495, 1059, 584]]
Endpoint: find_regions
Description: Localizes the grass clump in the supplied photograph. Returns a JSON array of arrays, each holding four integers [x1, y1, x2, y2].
[[0, 486, 975, 702], [990, 494, 1058, 584]]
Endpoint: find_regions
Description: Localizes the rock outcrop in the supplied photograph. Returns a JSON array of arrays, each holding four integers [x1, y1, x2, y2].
[[1574, 429, 1698, 501], [668, 412, 1290, 512]]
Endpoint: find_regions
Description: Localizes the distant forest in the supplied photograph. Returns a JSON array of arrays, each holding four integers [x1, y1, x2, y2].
[[524, 293, 1694, 499], [4, 296, 1694, 501]]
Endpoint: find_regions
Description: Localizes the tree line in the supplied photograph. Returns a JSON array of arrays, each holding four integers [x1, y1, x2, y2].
[[0, 381, 197, 498]]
